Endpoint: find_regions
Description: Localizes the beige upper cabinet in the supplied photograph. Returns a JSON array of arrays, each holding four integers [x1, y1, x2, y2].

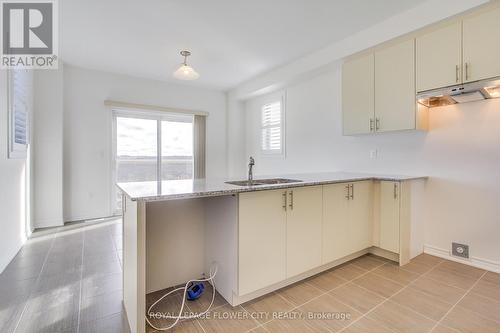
[[416, 7, 500, 87], [463, 7, 500, 82], [238, 189, 286, 295], [416, 23, 462, 92], [379, 181, 400, 254], [375, 39, 416, 132], [343, 39, 424, 135], [286, 186, 323, 278], [342, 53, 374, 135]]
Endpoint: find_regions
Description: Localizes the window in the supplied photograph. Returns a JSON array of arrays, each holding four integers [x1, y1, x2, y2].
[[112, 109, 198, 212], [115, 117, 159, 183], [161, 120, 194, 180], [261, 99, 283, 154], [114, 113, 194, 184], [8, 69, 31, 159]]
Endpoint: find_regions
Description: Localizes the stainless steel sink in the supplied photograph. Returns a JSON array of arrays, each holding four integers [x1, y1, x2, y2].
[[225, 180, 266, 186], [256, 178, 303, 185], [226, 178, 302, 186]]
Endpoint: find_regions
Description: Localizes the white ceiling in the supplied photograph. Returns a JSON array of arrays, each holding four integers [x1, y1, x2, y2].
[[61, 0, 424, 90]]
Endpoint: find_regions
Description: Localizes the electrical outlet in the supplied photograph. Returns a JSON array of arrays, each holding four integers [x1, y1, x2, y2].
[[452, 242, 469, 259]]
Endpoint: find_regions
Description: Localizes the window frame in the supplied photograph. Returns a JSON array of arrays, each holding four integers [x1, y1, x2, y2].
[[260, 91, 286, 156], [7, 69, 31, 159]]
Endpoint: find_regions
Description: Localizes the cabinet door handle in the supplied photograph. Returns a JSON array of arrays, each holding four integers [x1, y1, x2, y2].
[[350, 183, 354, 200], [369, 118, 374, 132], [282, 191, 287, 211], [465, 62, 469, 81], [456, 65, 460, 83], [375, 118, 380, 131], [345, 184, 350, 200], [289, 191, 294, 210], [394, 183, 398, 199]]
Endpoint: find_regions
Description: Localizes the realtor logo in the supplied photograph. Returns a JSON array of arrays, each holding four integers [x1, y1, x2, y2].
[[1, 0, 58, 69]]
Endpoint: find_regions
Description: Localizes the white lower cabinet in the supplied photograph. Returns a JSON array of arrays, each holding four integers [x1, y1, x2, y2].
[[322, 183, 350, 263], [379, 181, 401, 254], [238, 189, 287, 295], [238, 180, 408, 297], [322, 181, 373, 264], [286, 186, 323, 278], [348, 181, 374, 253], [238, 186, 323, 295]]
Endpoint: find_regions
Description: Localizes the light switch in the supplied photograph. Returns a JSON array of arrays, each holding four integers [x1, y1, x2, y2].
[[370, 149, 378, 159]]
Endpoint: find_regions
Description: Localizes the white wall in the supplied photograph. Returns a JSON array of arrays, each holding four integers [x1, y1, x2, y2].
[[33, 68, 64, 228], [226, 95, 246, 177], [63, 65, 227, 222], [243, 67, 500, 266], [227, 0, 488, 177], [229, 0, 488, 101], [0, 70, 30, 272], [227, 0, 500, 269]]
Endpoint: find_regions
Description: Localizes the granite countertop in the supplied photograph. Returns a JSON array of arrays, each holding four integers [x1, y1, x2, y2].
[[117, 172, 427, 202]]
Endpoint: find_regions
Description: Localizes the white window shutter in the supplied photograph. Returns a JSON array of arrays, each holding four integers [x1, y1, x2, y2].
[[8, 69, 31, 159], [13, 74, 28, 144], [261, 101, 282, 154]]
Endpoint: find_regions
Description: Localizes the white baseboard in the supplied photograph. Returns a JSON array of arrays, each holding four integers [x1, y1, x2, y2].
[[231, 249, 370, 306], [31, 215, 121, 238], [34, 218, 64, 229], [368, 246, 399, 262], [63, 213, 119, 224], [424, 244, 500, 274]]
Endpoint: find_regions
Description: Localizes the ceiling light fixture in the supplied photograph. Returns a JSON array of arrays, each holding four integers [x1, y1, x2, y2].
[[173, 50, 199, 80]]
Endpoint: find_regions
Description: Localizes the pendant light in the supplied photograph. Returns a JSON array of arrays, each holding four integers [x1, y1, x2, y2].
[[173, 50, 200, 80]]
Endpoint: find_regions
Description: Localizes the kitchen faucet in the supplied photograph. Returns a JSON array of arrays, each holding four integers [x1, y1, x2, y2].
[[248, 156, 255, 183]]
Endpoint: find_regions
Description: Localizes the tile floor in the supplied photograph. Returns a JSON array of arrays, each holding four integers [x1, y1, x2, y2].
[[147, 251, 500, 333], [0, 219, 126, 333], [2, 219, 500, 333]]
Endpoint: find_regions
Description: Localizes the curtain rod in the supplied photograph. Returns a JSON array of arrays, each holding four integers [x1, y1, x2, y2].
[[104, 100, 209, 116]]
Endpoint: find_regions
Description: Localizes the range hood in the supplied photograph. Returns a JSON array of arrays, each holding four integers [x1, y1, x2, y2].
[[417, 76, 500, 108]]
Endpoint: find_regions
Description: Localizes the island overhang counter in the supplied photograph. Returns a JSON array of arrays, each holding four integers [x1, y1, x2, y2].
[[118, 172, 427, 333]]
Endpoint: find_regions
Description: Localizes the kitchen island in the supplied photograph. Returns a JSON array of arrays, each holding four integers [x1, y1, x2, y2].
[[118, 172, 426, 333]]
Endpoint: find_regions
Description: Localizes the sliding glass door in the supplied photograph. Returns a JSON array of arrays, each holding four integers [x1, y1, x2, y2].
[[161, 120, 193, 180], [113, 110, 194, 212], [116, 117, 158, 183]]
